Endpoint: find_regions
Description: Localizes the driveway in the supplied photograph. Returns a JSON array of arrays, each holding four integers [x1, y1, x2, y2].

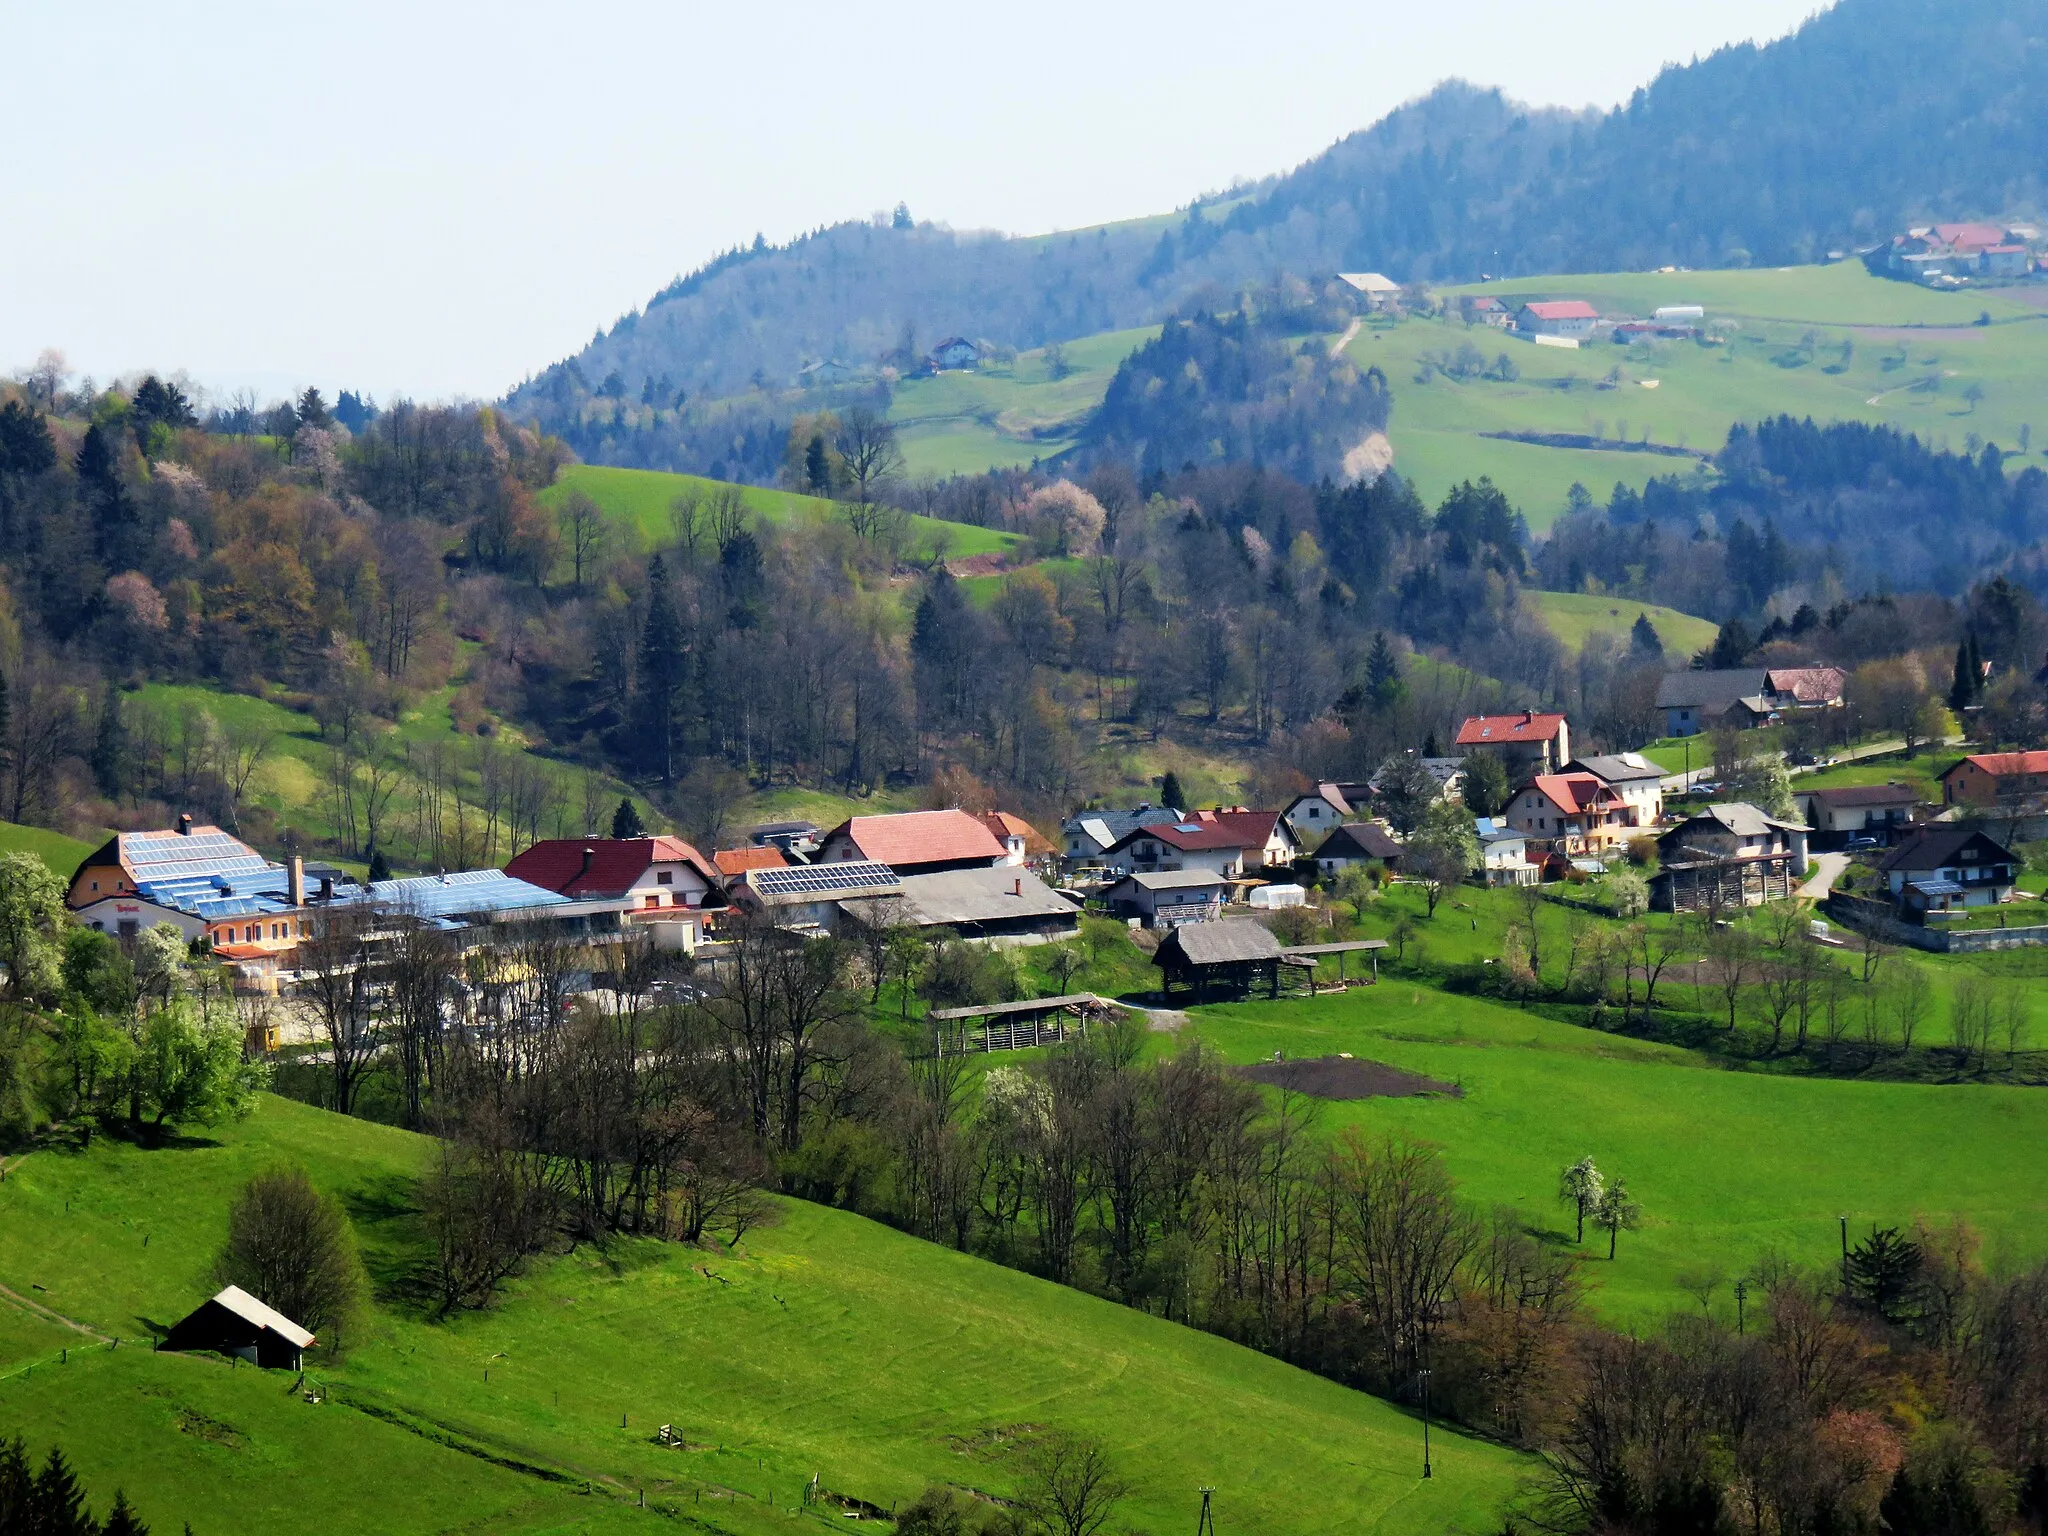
[[1799, 852, 1851, 900]]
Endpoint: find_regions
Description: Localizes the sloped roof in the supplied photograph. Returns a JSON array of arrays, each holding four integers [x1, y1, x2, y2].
[[1456, 712, 1567, 746], [1521, 300, 1598, 320], [1108, 868, 1232, 892], [1527, 774, 1620, 817], [1157, 919, 1283, 967], [1801, 783, 1920, 810], [1109, 820, 1254, 854], [1944, 751, 2048, 780], [503, 837, 716, 897], [1668, 803, 1808, 839], [859, 867, 1078, 928], [204, 1284, 316, 1348], [1764, 666, 1846, 704], [346, 869, 571, 924], [825, 810, 1006, 868], [1063, 805, 1182, 850], [83, 825, 271, 887], [1568, 753, 1663, 785], [745, 861, 901, 906], [713, 846, 788, 877], [1877, 826, 2014, 874], [1316, 823, 1402, 861], [1655, 668, 1769, 710], [979, 811, 1056, 856]]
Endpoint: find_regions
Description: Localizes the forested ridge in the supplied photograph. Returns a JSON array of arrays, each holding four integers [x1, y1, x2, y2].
[[507, 0, 2048, 430]]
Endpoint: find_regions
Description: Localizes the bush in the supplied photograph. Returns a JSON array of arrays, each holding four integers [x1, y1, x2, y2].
[[1625, 834, 1658, 868]]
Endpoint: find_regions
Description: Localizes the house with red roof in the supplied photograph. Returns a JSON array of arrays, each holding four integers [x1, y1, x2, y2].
[[1100, 808, 1297, 880], [1455, 711, 1572, 778], [816, 809, 1007, 875], [503, 837, 721, 924], [978, 811, 1057, 869], [1505, 773, 1630, 855], [1940, 751, 2048, 808], [712, 845, 789, 887], [1514, 300, 1598, 338]]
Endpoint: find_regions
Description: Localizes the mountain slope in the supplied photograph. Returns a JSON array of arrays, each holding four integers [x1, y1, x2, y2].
[[508, 0, 2048, 423]]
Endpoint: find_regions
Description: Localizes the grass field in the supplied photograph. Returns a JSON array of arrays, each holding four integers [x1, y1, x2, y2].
[[1523, 591, 1718, 657], [1182, 979, 2048, 1329], [541, 465, 1022, 562], [0, 1098, 1525, 1536], [1348, 262, 2048, 527], [0, 820, 96, 876], [887, 328, 1159, 476]]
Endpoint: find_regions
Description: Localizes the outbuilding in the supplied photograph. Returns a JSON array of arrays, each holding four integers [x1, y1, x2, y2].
[[1153, 919, 1294, 1000], [163, 1285, 315, 1371], [1099, 868, 1230, 928]]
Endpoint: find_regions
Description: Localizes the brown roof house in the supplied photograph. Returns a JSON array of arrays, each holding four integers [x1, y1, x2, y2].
[[817, 810, 1007, 875], [1651, 804, 1809, 912], [1794, 784, 1922, 848], [1455, 712, 1572, 777]]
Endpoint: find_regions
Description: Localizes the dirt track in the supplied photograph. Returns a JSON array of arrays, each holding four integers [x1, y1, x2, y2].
[[1233, 1055, 1460, 1101]]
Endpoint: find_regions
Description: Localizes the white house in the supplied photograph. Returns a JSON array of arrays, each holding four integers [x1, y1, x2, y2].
[[1566, 753, 1665, 830]]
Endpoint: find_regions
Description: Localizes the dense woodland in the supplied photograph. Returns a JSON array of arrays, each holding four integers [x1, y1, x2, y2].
[[512, 0, 2048, 420]]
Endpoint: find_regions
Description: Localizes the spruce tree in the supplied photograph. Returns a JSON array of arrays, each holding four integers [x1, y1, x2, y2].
[[1159, 772, 1186, 814], [0, 1436, 31, 1529], [1364, 631, 1403, 713], [1630, 612, 1665, 659], [296, 387, 332, 431], [1950, 641, 1977, 712], [634, 555, 686, 782], [91, 688, 124, 799], [805, 433, 830, 495], [31, 1446, 92, 1536], [367, 847, 391, 883], [103, 1489, 150, 1536], [610, 798, 646, 839]]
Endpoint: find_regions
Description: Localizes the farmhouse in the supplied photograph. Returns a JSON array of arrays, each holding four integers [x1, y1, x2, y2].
[[1311, 822, 1403, 879], [1515, 300, 1599, 338], [1794, 784, 1921, 847], [730, 860, 903, 934], [1655, 669, 1773, 737], [837, 867, 1079, 947], [1464, 295, 1511, 327], [1338, 272, 1402, 309], [1060, 804, 1184, 867], [1566, 753, 1665, 828], [1765, 666, 1848, 709], [1505, 773, 1631, 854], [797, 359, 854, 387], [1098, 868, 1230, 928], [927, 337, 981, 370], [163, 1285, 315, 1371], [1101, 812, 1286, 879], [1650, 803, 1810, 912], [1876, 826, 2017, 912], [1940, 751, 2048, 807], [712, 845, 788, 884], [817, 810, 1007, 874], [978, 811, 1057, 869], [504, 836, 720, 916], [1455, 711, 1571, 777]]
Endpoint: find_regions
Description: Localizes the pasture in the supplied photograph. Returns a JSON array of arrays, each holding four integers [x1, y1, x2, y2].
[[0, 1096, 1525, 1536], [1522, 590, 1718, 658]]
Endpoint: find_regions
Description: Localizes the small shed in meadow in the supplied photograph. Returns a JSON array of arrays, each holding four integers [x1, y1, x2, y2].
[[1153, 919, 1299, 999], [162, 1285, 315, 1370]]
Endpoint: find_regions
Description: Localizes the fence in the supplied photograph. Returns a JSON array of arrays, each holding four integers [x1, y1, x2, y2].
[[1824, 892, 2048, 953]]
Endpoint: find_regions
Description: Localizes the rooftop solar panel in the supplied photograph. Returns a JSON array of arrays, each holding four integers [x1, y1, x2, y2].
[[751, 861, 901, 897]]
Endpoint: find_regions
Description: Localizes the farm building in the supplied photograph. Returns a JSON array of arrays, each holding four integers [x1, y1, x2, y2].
[[163, 1285, 315, 1371], [1153, 919, 1294, 999], [1515, 300, 1598, 338], [927, 337, 981, 370], [730, 861, 903, 935], [1941, 751, 2048, 807], [1099, 868, 1230, 928], [1338, 272, 1402, 309], [1311, 822, 1403, 880], [817, 810, 1008, 874], [837, 866, 1080, 947], [1650, 804, 1809, 912], [978, 811, 1057, 869]]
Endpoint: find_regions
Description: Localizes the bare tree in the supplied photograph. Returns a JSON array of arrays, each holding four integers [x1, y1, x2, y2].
[[219, 716, 278, 835], [298, 907, 378, 1115], [1014, 1432, 1131, 1536], [833, 407, 905, 543], [556, 488, 606, 590]]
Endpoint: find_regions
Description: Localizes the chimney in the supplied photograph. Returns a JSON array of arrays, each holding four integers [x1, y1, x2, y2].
[[176, 813, 192, 836], [1012, 878, 1022, 897], [319, 874, 333, 901], [288, 856, 304, 908], [580, 846, 595, 880]]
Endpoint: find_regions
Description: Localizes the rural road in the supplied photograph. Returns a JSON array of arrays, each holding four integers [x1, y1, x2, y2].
[[1799, 852, 1851, 900], [1328, 317, 1361, 358]]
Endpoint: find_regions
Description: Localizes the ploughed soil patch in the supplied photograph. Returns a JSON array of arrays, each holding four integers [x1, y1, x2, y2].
[[1234, 1055, 1460, 1101]]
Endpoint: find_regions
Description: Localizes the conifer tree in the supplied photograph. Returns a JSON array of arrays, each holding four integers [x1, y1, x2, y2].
[[1364, 631, 1403, 713], [610, 798, 646, 839], [92, 688, 124, 799], [32, 1446, 92, 1536], [634, 555, 687, 782], [1159, 771, 1186, 814], [104, 1489, 150, 1536]]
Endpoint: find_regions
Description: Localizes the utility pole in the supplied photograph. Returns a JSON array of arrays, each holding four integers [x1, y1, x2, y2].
[[1839, 1214, 1851, 1290], [1418, 1367, 1434, 1479], [1734, 1278, 1749, 1335], [1195, 1487, 1216, 1536]]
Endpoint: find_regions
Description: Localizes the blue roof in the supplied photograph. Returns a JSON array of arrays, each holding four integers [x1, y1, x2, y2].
[[337, 869, 569, 923], [1908, 878, 1964, 897]]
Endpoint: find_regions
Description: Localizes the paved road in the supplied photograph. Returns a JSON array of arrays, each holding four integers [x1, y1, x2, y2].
[[1799, 851, 1851, 900]]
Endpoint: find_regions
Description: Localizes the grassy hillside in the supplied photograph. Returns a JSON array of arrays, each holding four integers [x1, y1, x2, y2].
[[1353, 262, 2048, 526], [887, 327, 1159, 476], [1180, 933, 2048, 1330], [540, 465, 1022, 561], [0, 1097, 1525, 1536], [1523, 591, 1718, 658], [0, 821, 97, 877]]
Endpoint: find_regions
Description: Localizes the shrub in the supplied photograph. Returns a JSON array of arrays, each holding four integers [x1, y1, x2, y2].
[[212, 1166, 366, 1354]]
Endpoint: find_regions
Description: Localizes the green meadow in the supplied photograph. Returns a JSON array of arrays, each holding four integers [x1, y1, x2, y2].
[[0, 820, 96, 877], [0, 1097, 1523, 1536], [1522, 590, 1719, 657]]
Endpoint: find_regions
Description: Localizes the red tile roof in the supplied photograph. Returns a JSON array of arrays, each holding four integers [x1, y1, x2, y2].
[[1528, 774, 1620, 817], [1935, 222, 2008, 249], [978, 811, 1056, 856], [713, 846, 788, 877], [1944, 751, 2048, 779], [503, 837, 716, 897], [825, 810, 1006, 868], [1522, 300, 1598, 320], [1456, 712, 1568, 746], [1765, 666, 1846, 704], [1110, 820, 1254, 853]]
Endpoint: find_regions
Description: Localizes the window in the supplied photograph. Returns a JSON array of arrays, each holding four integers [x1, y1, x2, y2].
[[657, 871, 673, 885], [645, 895, 660, 909]]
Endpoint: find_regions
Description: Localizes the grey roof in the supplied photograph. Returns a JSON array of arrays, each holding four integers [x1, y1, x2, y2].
[[1315, 823, 1403, 861], [1110, 868, 1232, 892], [336, 869, 568, 926], [1158, 919, 1283, 967], [1668, 803, 1809, 839], [1567, 753, 1664, 785], [1063, 806, 1182, 849], [1801, 783, 1921, 809], [847, 866, 1077, 929], [1655, 669, 1769, 710]]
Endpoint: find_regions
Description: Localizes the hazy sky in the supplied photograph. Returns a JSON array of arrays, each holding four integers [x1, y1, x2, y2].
[[2, 0, 1824, 404]]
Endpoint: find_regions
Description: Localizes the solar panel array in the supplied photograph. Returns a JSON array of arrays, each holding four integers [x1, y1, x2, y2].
[[752, 860, 901, 898], [351, 869, 569, 920], [122, 830, 271, 886]]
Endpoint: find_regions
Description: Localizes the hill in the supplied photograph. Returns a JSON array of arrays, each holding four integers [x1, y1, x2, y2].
[[505, 0, 2048, 426], [1523, 591, 1719, 658], [0, 1097, 1523, 1536]]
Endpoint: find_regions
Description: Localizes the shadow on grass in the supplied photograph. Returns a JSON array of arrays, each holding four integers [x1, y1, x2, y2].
[[341, 1172, 444, 1318]]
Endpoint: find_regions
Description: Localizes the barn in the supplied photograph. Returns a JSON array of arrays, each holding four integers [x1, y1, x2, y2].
[[1153, 919, 1297, 1000], [162, 1285, 315, 1370]]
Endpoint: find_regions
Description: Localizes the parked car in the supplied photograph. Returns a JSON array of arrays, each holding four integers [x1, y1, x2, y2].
[[1844, 836, 1880, 852]]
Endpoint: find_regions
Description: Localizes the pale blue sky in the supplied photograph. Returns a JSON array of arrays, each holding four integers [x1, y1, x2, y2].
[[1, 0, 1823, 403]]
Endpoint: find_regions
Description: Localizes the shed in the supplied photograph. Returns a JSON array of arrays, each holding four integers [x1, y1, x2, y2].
[[1153, 919, 1303, 1000], [162, 1285, 315, 1370]]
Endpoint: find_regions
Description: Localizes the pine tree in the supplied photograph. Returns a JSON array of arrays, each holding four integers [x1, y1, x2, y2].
[[104, 1489, 151, 1536], [32, 1446, 93, 1536], [1950, 641, 1977, 712], [610, 799, 645, 839], [634, 555, 687, 782], [91, 688, 125, 799], [367, 847, 391, 883], [1364, 631, 1403, 713], [1159, 772, 1186, 813]]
